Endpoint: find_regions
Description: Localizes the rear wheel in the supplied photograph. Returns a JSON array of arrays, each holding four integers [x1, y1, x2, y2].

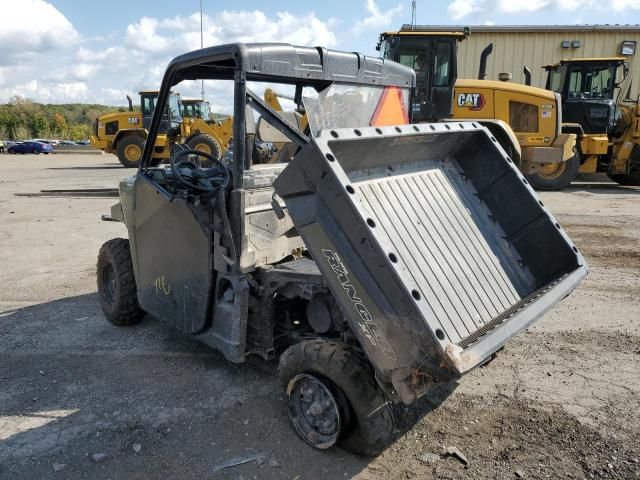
[[278, 339, 394, 456], [33, 148, 40, 155], [607, 174, 640, 186], [8, 148, 15, 154], [116, 135, 145, 168], [97, 238, 144, 326], [526, 154, 579, 191], [187, 134, 221, 166]]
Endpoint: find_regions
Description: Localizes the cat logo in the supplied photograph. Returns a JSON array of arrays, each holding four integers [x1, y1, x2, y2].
[[457, 92, 486, 111]]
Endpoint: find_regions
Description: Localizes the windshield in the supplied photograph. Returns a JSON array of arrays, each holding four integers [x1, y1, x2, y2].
[[383, 38, 454, 89], [304, 83, 410, 136], [566, 64, 618, 100], [168, 94, 182, 122], [142, 95, 156, 116], [199, 103, 211, 121], [182, 103, 196, 117]]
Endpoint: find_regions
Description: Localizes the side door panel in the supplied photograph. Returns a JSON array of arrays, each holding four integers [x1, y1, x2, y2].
[[131, 176, 213, 334]]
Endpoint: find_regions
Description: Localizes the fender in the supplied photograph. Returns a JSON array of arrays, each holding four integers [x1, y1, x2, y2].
[[474, 119, 522, 167]]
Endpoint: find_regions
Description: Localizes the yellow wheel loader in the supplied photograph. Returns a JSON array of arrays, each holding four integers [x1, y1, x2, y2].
[[90, 91, 179, 167], [544, 58, 640, 186], [90, 92, 232, 168], [377, 27, 578, 190], [180, 98, 233, 159]]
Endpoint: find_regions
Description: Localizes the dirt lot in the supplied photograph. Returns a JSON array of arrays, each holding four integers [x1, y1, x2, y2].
[[0, 153, 638, 480]]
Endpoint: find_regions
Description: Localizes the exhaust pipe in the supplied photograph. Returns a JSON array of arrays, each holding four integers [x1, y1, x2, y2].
[[478, 43, 493, 80], [126, 95, 133, 112], [523, 66, 532, 86]]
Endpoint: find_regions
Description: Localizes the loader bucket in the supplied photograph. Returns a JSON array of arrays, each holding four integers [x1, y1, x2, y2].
[[273, 122, 587, 403]]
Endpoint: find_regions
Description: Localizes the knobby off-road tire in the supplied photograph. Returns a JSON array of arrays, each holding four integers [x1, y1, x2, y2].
[[278, 339, 394, 456], [187, 134, 222, 167], [116, 135, 145, 168], [526, 154, 580, 191], [97, 238, 144, 326]]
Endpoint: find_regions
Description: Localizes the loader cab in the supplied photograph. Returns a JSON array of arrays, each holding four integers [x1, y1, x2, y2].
[[139, 90, 183, 133], [377, 28, 467, 122], [181, 99, 211, 121], [544, 58, 628, 134]]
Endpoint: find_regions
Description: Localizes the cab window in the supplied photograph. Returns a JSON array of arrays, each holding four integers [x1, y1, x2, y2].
[[433, 42, 451, 87], [567, 65, 616, 99], [548, 68, 562, 93], [142, 96, 156, 116]]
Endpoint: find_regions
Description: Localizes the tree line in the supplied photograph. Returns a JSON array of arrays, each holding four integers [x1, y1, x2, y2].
[[0, 96, 126, 141]]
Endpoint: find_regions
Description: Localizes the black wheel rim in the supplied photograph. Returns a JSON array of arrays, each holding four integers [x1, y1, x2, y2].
[[286, 374, 341, 449], [101, 262, 117, 305]]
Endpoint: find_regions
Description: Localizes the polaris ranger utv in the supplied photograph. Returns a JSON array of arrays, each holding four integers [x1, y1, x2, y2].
[[97, 43, 588, 455]]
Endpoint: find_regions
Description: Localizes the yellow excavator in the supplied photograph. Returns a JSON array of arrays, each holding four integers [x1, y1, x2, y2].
[[377, 27, 578, 190], [90, 91, 232, 167]]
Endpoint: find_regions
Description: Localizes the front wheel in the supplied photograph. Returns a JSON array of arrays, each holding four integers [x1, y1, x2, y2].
[[526, 154, 579, 191], [116, 135, 145, 168], [33, 149, 40, 155], [8, 148, 14, 154], [187, 134, 222, 166], [278, 339, 394, 456], [97, 238, 144, 326]]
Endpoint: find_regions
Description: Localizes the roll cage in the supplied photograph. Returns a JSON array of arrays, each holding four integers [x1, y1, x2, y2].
[[139, 42, 415, 273]]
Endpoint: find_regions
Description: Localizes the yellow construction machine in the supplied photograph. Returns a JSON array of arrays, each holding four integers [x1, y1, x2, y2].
[[377, 27, 578, 190], [544, 58, 640, 186], [90, 91, 232, 167]]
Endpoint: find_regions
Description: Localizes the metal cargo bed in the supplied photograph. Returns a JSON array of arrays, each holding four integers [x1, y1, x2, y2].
[[273, 122, 587, 403]]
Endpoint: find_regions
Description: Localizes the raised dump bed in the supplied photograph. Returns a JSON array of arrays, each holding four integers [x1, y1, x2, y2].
[[274, 121, 588, 403]]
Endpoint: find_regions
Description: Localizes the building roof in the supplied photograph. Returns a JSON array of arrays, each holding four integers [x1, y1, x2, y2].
[[402, 24, 640, 34]]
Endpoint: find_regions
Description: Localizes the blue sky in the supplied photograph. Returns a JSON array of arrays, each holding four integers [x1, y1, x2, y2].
[[1, 0, 639, 107]]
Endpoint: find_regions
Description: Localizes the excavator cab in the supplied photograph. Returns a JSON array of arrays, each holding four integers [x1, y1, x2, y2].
[[544, 58, 628, 134], [377, 27, 468, 122]]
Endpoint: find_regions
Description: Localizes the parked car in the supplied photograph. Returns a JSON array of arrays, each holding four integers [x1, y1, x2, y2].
[[76, 139, 90, 145], [58, 140, 77, 146], [7, 141, 54, 154]]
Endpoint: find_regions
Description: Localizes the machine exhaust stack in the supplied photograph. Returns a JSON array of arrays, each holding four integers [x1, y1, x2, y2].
[[523, 66, 532, 86], [126, 95, 133, 112], [478, 43, 493, 80]]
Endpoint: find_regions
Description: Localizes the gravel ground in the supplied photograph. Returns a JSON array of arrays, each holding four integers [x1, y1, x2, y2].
[[0, 153, 638, 479]]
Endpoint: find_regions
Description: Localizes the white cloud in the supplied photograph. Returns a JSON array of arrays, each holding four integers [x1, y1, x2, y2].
[[612, 0, 640, 8], [351, 0, 404, 35], [449, 0, 484, 20], [0, 81, 89, 103], [0, 7, 339, 105], [124, 10, 338, 57], [0, 0, 78, 64]]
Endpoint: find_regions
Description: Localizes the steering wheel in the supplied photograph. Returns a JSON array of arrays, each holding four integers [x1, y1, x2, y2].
[[170, 149, 230, 192]]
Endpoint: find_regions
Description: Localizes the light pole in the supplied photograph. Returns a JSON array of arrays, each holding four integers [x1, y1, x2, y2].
[[200, 0, 205, 99]]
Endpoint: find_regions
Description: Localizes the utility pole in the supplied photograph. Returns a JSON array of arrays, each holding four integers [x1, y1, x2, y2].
[[200, 0, 205, 99], [411, 0, 416, 29]]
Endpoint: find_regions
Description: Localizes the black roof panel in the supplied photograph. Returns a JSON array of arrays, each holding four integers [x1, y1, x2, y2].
[[166, 43, 415, 88]]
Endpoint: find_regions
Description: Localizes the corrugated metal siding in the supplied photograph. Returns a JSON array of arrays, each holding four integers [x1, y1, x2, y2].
[[456, 31, 640, 97]]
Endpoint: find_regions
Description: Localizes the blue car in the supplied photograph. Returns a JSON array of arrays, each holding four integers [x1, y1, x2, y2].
[[7, 141, 54, 154]]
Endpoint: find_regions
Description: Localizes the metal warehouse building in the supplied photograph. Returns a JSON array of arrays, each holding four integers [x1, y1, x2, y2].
[[415, 24, 640, 97]]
